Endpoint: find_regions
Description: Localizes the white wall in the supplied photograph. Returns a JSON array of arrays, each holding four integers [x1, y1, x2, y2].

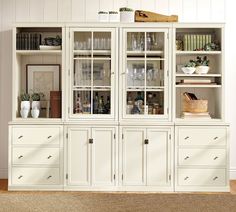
[[1, 0, 234, 179]]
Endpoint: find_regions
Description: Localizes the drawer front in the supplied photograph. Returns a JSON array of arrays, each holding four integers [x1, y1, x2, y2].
[[178, 149, 226, 166], [178, 128, 226, 146], [178, 168, 226, 186], [12, 127, 60, 145], [12, 167, 60, 185], [12, 148, 60, 165]]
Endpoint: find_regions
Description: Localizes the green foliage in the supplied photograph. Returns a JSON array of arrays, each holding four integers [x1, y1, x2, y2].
[[119, 7, 133, 12], [185, 60, 196, 67], [31, 92, 44, 101], [20, 93, 30, 101], [98, 11, 108, 14], [109, 11, 118, 14], [195, 56, 209, 66]]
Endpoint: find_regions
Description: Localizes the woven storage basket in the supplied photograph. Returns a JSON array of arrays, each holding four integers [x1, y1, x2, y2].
[[183, 99, 208, 113]]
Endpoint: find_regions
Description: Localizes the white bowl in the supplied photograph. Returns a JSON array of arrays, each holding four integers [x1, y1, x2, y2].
[[195, 66, 210, 74], [181, 67, 196, 74]]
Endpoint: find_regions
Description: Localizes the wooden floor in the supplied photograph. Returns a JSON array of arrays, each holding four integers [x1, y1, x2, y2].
[[1, 179, 236, 193]]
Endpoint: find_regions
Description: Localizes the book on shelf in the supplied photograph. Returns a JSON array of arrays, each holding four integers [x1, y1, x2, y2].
[[180, 79, 212, 84], [50, 91, 61, 118], [184, 35, 188, 51], [16, 32, 42, 50]]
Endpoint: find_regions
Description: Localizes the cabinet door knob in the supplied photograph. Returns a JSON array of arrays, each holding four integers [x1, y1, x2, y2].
[[214, 137, 218, 140], [89, 138, 93, 144], [18, 135, 23, 139], [47, 135, 52, 139], [111, 72, 115, 75], [184, 156, 189, 160], [184, 176, 189, 180], [18, 175, 23, 179], [47, 155, 52, 159], [144, 139, 149, 145], [213, 156, 219, 160], [213, 176, 218, 181], [47, 175, 52, 179], [184, 136, 189, 140], [18, 155, 23, 159]]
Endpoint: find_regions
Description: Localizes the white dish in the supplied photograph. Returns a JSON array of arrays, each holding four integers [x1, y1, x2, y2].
[[195, 66, 210, 74]]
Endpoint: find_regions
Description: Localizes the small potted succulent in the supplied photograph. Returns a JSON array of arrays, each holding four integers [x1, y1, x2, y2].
[[98, 11, 109, 22], [182, 60, 196, 74], [109, 11, 119, 22], [195, 56, 210, 74], [119, 7, 134, 22], [31, 92, 44, 118], [20, 92, 30, 118]]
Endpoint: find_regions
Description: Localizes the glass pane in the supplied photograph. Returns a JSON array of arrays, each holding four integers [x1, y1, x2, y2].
[[93, 60, 111, 87], [74, 59, 91, 86], [126, 91, 144, 115], [93, 91, 111, 114], [146, 32, 164, 51], [127, 32, 145, 51], [74, 32, 92, 50], [93, 32, 111, 50], [127, 61, 145, 87], [73, 90, 91, 114], [146, 60, 164, 87], [146, 91, 164, 115]]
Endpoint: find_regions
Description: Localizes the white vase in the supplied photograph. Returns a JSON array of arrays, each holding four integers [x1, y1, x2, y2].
[[21, 101, 30, 110], [20, 109, 29, 118], [120, 11, 134, 22], [195, 66, 210, 74], [31, 109, 40, 118], [32, 101, 40, 110], [109, 13, 120, 22], [98, 13, 109, 22]]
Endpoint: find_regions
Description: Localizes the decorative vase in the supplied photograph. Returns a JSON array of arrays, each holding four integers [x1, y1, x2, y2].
[[120, 11, 134, 22], [31, 109, 40, 118], [32, 101, 40, 110], [109, 13, 119, 22], [98, 13, 109, 22], [21, 101, 30, 110], [195, 66, 210, 74], [20, 109, 29, 118]]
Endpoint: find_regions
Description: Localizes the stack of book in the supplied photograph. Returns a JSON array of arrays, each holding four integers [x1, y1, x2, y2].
[[182, 112, 211, 119], [16, 33, 41, 50], [177, 79, 216, 85], [183, 34, 212, 51]]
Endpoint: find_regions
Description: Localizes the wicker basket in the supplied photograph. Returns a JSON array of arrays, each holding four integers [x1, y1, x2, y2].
[[183, 98, 208, 113]]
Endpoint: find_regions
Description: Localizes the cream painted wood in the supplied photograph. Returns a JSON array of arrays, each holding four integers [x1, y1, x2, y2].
[[12, 147, 60, 165], [12, 127, 60, 145], [146, 128, 171, 186], [122, 128, 146, 186], [92, 128, 115, 186], [12, 167, 60, 185], [178, 127, 227, 146], [177, 168, 226, 186], [178, 148, 226, 167], [67, 128, 91, 186]]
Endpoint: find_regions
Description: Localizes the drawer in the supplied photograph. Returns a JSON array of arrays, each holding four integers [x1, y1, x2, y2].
[[12, 127, 60, 145], [178, 128, 226, 146], [12, 147, 60, 165], [178, 168, 226, 186], [178, 149, 226, 166], [12, 167, 60, 185]]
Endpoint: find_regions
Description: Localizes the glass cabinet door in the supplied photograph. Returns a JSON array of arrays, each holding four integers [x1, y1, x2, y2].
[[70, 29, 115, 119], [123, 29, 169, 119]]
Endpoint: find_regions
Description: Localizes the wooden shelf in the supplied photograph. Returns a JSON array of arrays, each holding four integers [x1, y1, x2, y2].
[[176, 51, 222, 55], [175, 73, 222, 77], [176, 84, 222, 88], [16, 50, 62, 55]]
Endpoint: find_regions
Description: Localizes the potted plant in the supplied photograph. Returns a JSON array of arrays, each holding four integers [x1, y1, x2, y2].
[[119, 7, 134, 23], [31, 92, 44, 118], [98, 11, 109, 22], [181, 60, 196, 74], [195, 56, 210, 74], [109, 11, 119, 22], [20, 92, 30, 118]]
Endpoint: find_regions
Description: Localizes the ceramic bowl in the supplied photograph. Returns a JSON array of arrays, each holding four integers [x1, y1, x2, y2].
[[181, 67, 196, 74]]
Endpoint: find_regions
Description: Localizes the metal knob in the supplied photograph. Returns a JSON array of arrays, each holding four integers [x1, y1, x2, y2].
[[144, 139, 149, 145], [18, 155, 23, 159], [184, 156, 189, 160], [213, 176, 218, 181], [89, 138, 93, 144], [47, 155, 52, 159], [184, 136, 189, 140], [18, 175, 23, 179], [184, 176, 189, 180]]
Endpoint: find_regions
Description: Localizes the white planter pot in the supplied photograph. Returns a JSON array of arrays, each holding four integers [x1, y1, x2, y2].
[[32, 101, 40, 109], [109, 13, 120, 22], [120, 11, 134, 23], [195, 66, 210, 74], [98, 13, 109, 22], [31, 109, 40, 118], [21, 101, 30, 110], [181, 67, 196, 74], [20, 109, 29, 118]]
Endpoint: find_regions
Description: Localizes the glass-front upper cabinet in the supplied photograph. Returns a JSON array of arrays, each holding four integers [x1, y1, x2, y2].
[[121, 28, 170, 120], [69, 28, 116, 120]]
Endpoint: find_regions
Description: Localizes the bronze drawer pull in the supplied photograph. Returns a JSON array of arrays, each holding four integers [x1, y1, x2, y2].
[[184, 156, 189, 160], [213, 176, 218, 181], [47, 136, 52, 139], [184, 136, 189, 140], [144, 139, 149, 145], [18, 136, 23, 139], [214, 137, 218, 140], [214, 156, 219, 160], [184, 176, 189, 180], [18, 175, 23, 179], [18, 155, 23, 159], [47, 155, 52, 159], [89, 138, 93, 144], [47, 175, 52, 179]]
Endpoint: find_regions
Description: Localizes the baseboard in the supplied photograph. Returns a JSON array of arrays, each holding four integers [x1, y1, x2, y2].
[[230, 168, 236, 180], [0, 168, 8, 179]]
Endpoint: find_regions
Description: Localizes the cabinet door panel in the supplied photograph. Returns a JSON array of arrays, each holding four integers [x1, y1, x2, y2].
[[147, 129, 170, 186], [92, 128, 115, 186], [67, 128, 90, 186], [122, 128, 146, 186]]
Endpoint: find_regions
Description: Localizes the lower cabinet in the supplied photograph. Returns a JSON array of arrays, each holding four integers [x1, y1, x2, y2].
[[120, 126, 173, 191], [66, 126, 117, 190]]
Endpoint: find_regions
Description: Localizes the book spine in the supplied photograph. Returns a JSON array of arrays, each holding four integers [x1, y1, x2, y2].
[[205, 34, 209, 45], [187, 34, 191, 51], [199, 35, 203, 50], [209, 34, 212, 44], [16, 33, 19, 50], [184, 34, 188, 51], [202, 34, 206, 49], [193, 35, 197, 51], [196, 34, 200, 50], [190, 35, 194, 51]]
